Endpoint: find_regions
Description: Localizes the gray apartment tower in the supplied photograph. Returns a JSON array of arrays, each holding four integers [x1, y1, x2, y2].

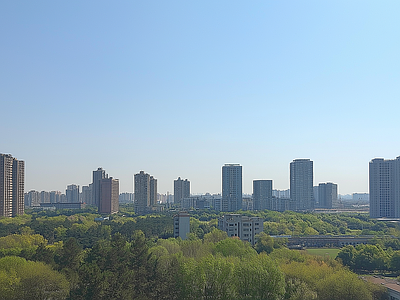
[[174, 177, 190, 206], [253, 180, 273, 210], [99, 177, 119, 214], [222, 164, 242, 212], [318, 182, 338, 209], [370, 157, 400, 218], [92, 167, 106, 207], [290, 159, 313, 210], [134, 171, 157, 214], [0, 154, 24, 217], [66, 184, 80, 203]]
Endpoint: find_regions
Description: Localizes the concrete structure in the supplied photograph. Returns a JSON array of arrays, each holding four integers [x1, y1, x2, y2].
[[253, 180, 272, 210], [218, 214, 263, 245], [149, 176, 157, 206], [66, 184, 80, 203], [370, 157, 400, 218], [0, 154, 24, 217], [134, 171, 151, 214], [273, 189, 290, 199], [318, 182, 338, 209], [40, 202, 86, 210], [50, 191, 62, 204], [81, 185, 92, 204], [290, 159, 314, 210], [174, 177, 190, 206], [92, 167, 106, 207], [25, 190, 40, 207], [119, 192, 134, 204], [99, 177, 119, 214], [352, 193, 369, 201], [222, 164, 242, 212], [367, 277, 400, 300], [173, 212, 190, 240]]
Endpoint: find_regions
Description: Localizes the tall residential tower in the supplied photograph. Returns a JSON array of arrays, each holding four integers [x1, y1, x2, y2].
[[290, 159, 313, 210], [222, 164, 242, 212], [174, 177, 190, 206], [0, 154, 24, 217], [369, 157, 400, 218]]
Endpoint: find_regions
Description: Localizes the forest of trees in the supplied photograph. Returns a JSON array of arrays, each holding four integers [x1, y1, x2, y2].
[[0, 208, 396, 299]]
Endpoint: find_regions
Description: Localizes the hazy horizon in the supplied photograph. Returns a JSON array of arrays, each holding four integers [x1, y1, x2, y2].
[[2, 1, 400, 195]]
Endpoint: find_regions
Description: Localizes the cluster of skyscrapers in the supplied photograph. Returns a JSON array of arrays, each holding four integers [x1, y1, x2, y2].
[[7, 150, 400, 219]]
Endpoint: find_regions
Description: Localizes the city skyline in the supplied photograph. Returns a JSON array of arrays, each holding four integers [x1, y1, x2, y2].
[[2, 2, 400, 195]]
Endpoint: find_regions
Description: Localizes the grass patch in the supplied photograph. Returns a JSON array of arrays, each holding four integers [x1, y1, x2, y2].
[[306, 248, 340, 259]]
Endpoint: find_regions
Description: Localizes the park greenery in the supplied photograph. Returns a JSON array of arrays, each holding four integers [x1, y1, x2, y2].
[[0, 207, 398, 299]]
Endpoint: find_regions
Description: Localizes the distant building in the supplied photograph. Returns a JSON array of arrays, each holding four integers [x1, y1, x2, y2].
[[318, 182, 338, 209], [99, 177, 119, 214], [369, 157, 400, 218], [352, 193, 369, 202], [66, 184, 80, 203], [222, 164, 242, 212], [218, 214, 263, 245], [40, 202, 85, 210], [272, 189, 290, 199], [134, 170, 157, 214], [290, 159, 314, 210], [40, 191, 50, 203], [0, 154, 25, 217], [25, 190, 40, 207], [150, 176, 157, 207], [92, 167, 106, 207], [174, 212, 190, 240], [50, 191, 62, 203], [119, 192, 134, 204], [81, 185, 92, 204], [174, 177, 190, 206], [253, 180, 272, 210]]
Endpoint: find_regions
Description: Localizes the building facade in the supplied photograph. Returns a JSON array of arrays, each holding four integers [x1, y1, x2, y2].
[[369, 157, 400, 218], [66, 184, 80, 203], [253, 180, 272, 210], [0, 154, 24, 217], [218, 214, 263, 245], [290, 159, 314, 210], [318, 182, 338, 209], [222, 164, 242, 212], [99, 177, 119, 214], [134, 171, 151, 214], [149, 176, 157, 207], [173, 212, 190, 240], [174, 177, 190, 206], [92, 167, 106, 207]]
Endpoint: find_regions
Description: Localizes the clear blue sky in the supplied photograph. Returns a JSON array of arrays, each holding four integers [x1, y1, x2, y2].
[[1, 1, 400, 195]]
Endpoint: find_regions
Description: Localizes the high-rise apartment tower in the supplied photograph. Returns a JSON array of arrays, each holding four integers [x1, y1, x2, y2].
[[222, 164, 242, 212], [369, 157, 400, 218], [253, 180, 272, 210], [92, 167, 106, 207], [174, 177, 190, 206], [290, 159, 313, 210], [0, 154, 24, 217], [318, 182, 338, 209], [99, 177, 119, 214], [134, 171, 157, 214]]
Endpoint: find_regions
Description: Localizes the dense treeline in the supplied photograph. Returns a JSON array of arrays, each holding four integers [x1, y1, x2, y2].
[[0, 209, 396, 299], [337, 237, 400, 273]]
